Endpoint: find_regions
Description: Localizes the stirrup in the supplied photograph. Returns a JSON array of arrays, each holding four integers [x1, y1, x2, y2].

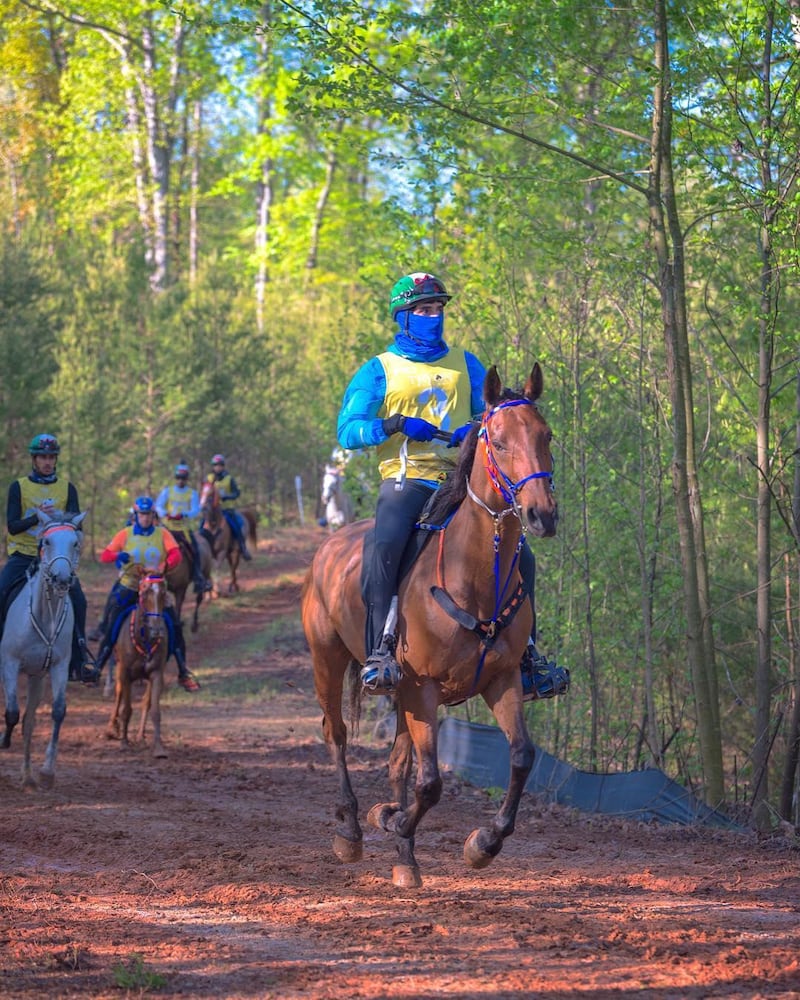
[[361, 649, 401, 694], [521, 646, 570, 702]]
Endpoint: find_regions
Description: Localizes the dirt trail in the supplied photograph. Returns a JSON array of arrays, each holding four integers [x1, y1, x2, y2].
[[0, 525, 798, 999]]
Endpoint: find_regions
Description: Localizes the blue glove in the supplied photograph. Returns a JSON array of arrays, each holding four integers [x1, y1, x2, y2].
[[448, 422, 473, 448], [402, 417, 439, 442], [115, 552, 131, 570]]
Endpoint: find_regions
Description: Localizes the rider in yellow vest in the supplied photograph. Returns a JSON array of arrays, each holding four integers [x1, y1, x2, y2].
[[0, 434, 93, 682], [337, 272, 569, 701], [88, 496, 200, 692], [155, 461, 211, 593], [208, 454, 252, 561]]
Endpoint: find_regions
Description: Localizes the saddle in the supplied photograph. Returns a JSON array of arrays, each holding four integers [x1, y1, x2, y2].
[[173, 531, 195, 569], [360, 491, 527, 650]]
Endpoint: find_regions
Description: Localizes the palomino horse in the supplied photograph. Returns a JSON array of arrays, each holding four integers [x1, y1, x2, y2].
[[321, 465, 355, 531], [199, 480, 257, 594], [165, 531, 213, 632], [1, 510, 87, 788], [106, 572, 169, 758], [302, 364, 557, 888]]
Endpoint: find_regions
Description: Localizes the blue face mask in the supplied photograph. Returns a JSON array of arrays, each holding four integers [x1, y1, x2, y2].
[[394, 310, 448, 362], [407, 312, 444, 343]]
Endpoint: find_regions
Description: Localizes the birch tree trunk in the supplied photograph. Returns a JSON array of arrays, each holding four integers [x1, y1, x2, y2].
[[254, 3, 273, 335], [650, 0, 724, 805]]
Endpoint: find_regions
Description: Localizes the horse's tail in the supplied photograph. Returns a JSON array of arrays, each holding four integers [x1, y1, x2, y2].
[[347, 658, 362, 739], [247, 510, 258, 545]]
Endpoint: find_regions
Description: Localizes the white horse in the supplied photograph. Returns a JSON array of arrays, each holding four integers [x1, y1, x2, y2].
[[321, 465, 355, 532], [0, 510, 86, 788]]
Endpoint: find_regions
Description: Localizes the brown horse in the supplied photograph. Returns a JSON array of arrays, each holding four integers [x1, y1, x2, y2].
[[165, 530, 213, 632], [199, 480, 258, 594], [106, 572, 169, 758], [301, 363, 558, 888]]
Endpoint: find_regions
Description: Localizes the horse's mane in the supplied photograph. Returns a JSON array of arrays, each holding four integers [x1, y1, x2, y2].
[[425, 387, 526, 523]]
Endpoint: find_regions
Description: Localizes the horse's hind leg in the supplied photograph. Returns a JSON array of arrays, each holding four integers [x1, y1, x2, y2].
[[367, 687, 442, 889], [309, 629, 363, 862], [463, 683, 534, 869], [191, 593, 202, 633], [39, 669, 68, 788]]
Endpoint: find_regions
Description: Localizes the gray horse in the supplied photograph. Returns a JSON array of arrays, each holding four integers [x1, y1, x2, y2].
[[1, 510, 86, 788]]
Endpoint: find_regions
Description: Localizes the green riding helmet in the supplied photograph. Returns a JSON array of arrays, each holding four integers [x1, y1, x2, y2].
[[389, 272, 451, 319], [29, 433, 60, 456]]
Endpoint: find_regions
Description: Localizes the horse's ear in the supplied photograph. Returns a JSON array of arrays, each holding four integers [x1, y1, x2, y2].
[[483, 365, 503, 407], [524, 362, 543, 404], [74, 511, 88, 530]]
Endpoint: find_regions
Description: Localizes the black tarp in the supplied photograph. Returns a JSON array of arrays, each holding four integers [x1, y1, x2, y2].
[[438, 715, 737, 828]]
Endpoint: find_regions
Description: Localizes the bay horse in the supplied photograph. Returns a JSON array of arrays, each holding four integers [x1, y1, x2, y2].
[[1, 510, 87, 788], [106, 572, 169, 758], [165, 530, 213, 632], [321, 465, 355, 531], [199, 480, 257, 594], [302, 364, 558, 888]]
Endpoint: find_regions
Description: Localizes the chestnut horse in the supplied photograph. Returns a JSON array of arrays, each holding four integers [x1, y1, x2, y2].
[[106, 572, 169, 757], [302, 364, 558, 888], [199, 480, 257, 594]]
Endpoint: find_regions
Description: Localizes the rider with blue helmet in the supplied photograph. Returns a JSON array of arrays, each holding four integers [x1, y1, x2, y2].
[[87, 496, 200, 692]]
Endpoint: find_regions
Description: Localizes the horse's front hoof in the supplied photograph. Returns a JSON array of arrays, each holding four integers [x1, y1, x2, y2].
[[153, 745, 168, 759], [1, 732, 11, 750], [392, 864, 422, 889], [464, 828, 501, 869], [333, 833, 363, 863], [38, 769, 55, 790], [367, 803, 400, 832]]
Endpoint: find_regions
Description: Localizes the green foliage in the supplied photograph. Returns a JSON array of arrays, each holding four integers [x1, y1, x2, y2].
[[112, 953, 167, 992], [2, 0, 800, 816]]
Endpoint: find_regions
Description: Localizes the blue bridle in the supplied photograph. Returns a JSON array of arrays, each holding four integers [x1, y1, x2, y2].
[[479, 398, 555, 506]]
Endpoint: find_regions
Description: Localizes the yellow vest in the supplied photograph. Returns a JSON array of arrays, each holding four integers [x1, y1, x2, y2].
[[117, 526, 172, 589], [164, 484, 198, 532], [8, 477, 70, 557], [375, 348, 473, 483], [214, 472, 237, 510]]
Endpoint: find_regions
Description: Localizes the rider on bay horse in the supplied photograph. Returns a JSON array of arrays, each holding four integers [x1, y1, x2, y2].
[[207, 454, 252, 561], [155, 461, 212, 594], [87, 496, 200, 692], [337, 270, 569, 701]]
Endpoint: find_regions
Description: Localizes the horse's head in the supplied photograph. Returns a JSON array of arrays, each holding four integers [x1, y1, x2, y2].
[[200, 477, 220, 520], [475, 363, 558, 538], [37, 511, 87, 593], [321, 466, 340, 503], [137, 572, 167, 642]]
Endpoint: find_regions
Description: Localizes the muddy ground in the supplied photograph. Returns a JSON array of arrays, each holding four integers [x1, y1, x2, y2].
[[0, 525, 798, 999]]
